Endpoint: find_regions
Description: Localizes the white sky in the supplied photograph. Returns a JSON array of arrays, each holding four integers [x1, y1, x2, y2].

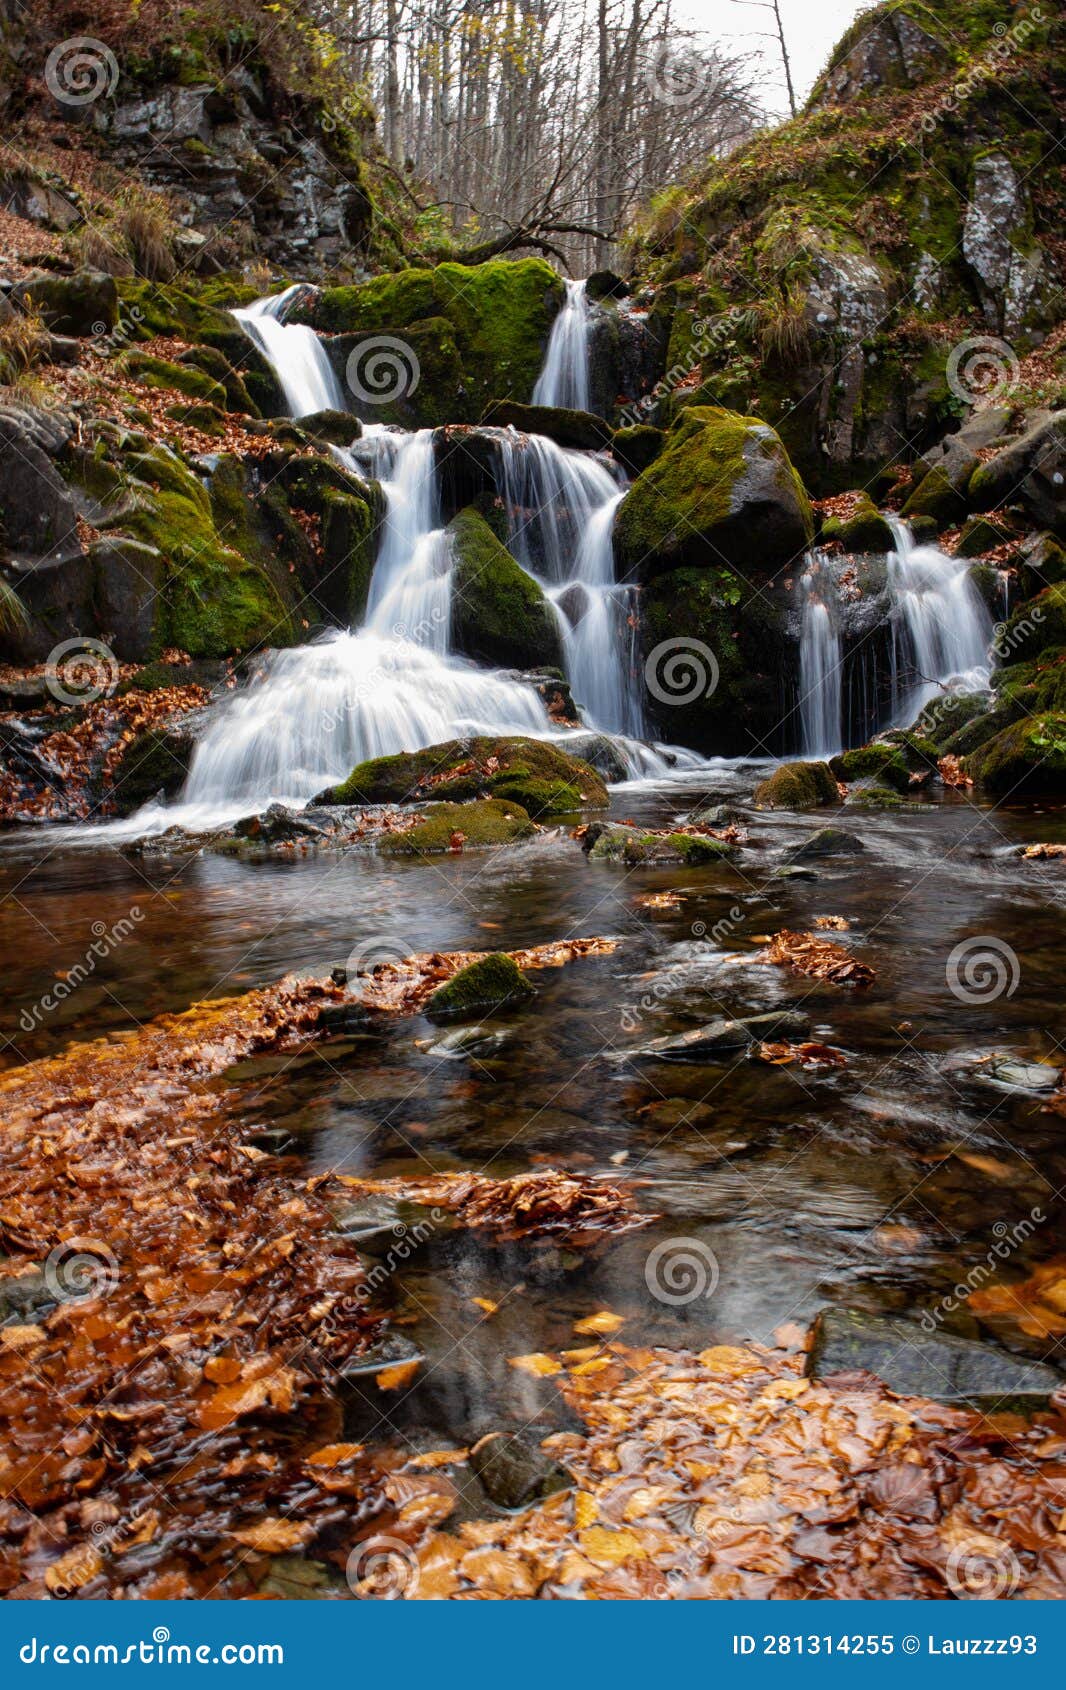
[[680, 0, 873, 115]]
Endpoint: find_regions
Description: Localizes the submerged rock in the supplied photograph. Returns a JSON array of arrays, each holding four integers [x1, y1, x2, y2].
[[619, 1011, 811, 1061], [972, 1057, 1061, 1095], [807, 1305, 1063, 1411], [425, 953, 535, 1021], [469, 1431, 573, 1510], [790, 827, 865, 860]]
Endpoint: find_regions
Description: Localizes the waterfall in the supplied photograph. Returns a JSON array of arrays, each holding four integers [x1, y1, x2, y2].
[[494, 429, 643, 737], [533, 280, 591, 412], [885, 518, 993, 724], [798, 554, 843, 757], [356, 429, 452, 652], [231, 285, 345, 418]]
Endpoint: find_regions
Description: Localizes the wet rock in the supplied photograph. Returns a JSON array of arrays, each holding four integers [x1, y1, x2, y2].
[[469, 1431, 573, 1510], [318, 735, 607, 815], [339, 1332, 426, 1379], [425, 1023, 513, 1058], [109, 727, 195, 816], [968, 411, 1066, 535], [768, 865, 819, 881], [689, 803, 747, 828], [480, 399, 613, 452], [0, 1266, 54, 1324], [331, 1194, 450, 1255], [584, 822, 737, 865], [972, 1057, 1061, 1095], [11, 270, 118, 337], [294, 408, 362, 446], [561, 732, 631, 784], [619, 1010, 811, 1061], [790, 827, 865, 860], [808, 1305, 1064, 1411], [753, 761, 839, 810], [232, 803, 330, 843], [425, 953, 535, 1021]]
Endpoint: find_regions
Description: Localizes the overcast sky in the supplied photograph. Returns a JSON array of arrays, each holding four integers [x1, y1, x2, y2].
[[682, 0, 872, 116]]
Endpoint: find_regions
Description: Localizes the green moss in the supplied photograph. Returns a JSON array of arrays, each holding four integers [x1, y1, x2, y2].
[[614, 406, 813, 582], [447, 507, 562, 671], [956, 515, 1014, 558], [753, 761, 840, 809], [178, 346, 259, 415], [107, 727, 192, 815], [997, 585, 1066, 663], [425, 952, 535, 1019], [96, 446, 292, 658], [311, 259, 564, 423], [967, 712, 1066, 795], [119, 351, 228, 408], [587, 824, 737, 864], [321, 736, 607, 814], [916, 690, 991, 746], [821, 494, 893, 552], [381, 799, 537, 854], [994, 651, 1066, 714], [901, 464, 969, 526], [612, 425, 665, 476], [830, 744, 911, 791]]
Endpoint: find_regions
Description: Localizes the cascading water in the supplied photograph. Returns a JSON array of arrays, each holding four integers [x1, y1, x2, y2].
[[152, 278, 689, 825], [798, 553, 843, 758], [533, 279, 591, 412], [494, 430, 643, 738], [795, 519, 994, 754], [885, 517, 993, 724], [231, 285, 345, 418]]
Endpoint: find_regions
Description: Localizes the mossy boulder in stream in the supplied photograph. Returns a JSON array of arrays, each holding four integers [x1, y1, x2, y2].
[[830, 743, 911, 793], [614, 406, 813, 582], [447, 507, 563, 672], [753, 761, 839, 809], [821, 495, 893, 553], [108, 727, 195, 815], [318, 736, 607, 818], [479, 400, 613, 452], [584, 822, 737, 865], [966, 712, 1066, 795], [381, 799, 536, 854], [425, 953, 535, 1020]]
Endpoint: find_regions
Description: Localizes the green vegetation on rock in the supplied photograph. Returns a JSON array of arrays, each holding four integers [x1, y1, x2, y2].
[[754, 761, 840, 809], [425, 952, 535, 1019], [447, 507, 562, 672], [830, 743, 912, 792], [821, 495, 893, 553], [320, 735, 607, 817], [381, 799, 536, 854]]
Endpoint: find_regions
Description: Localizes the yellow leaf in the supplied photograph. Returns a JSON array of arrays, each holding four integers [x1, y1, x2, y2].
[[376, 1360, 420, 1391], [570, 1356, 613, 1376], [574, 1491, 598, 1528], [508, 1352, 562, 1378], [1, 1325, 45, 1350], [572, 1310, 625, 1336], [578, 1526, 647, 1566], [697, 1344, 760, 1377], [306, 1443, 364, 1467], [45, 1545, 102, 1592], [471, 1297, 499, 1315]]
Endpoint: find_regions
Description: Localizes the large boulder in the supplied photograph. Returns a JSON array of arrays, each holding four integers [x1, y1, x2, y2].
[[446, 507, 562, 672], [316, 735, 608, 818], [11, 270, 118, 337], [614, 407, 813, 583], [966, 712, 1066, 796], [968, 412, 1066, 535], [479, 400, 613, 453], [754, 761, 840, 809]]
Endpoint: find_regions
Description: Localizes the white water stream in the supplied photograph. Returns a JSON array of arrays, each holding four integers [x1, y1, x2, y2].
[[532, 278, 592, 412]]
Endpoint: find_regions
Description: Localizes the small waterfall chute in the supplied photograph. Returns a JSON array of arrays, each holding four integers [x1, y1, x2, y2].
[[533, 279, 591, 412], [231, 285, 345, 418], [885, 517, 993, 724], [798, 553, 843, 758]]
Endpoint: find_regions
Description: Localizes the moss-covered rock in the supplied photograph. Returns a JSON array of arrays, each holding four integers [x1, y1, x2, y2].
[[425, 952, 535, 1019], [585, 822, 737, 864], [830, 743, 912, 792], [614, 406, 813, 583], [177, 346, 260, 416], [996, 585, 1066, 664], [915, 689, 989, 748], [901, 463, 970, 527], [753, 761, 840, 809], [956, 515, 1014, 558], [967, 712, 1066, 795], [381, 799, 536, 854], [993, 650, 1066, 715], [319, 735, 607, 817], [843, 780, 906, 809], [13, 270, 118, 336], [446, 506, 562, 672], [93, 444, 293, 658], [118, 351, 229, 408], [311, 259, 564, 425], [479, 400, 613, 452], [108, 726, 194, 815], [612, 425, 665, 476], [821, 494, 893, 553]]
